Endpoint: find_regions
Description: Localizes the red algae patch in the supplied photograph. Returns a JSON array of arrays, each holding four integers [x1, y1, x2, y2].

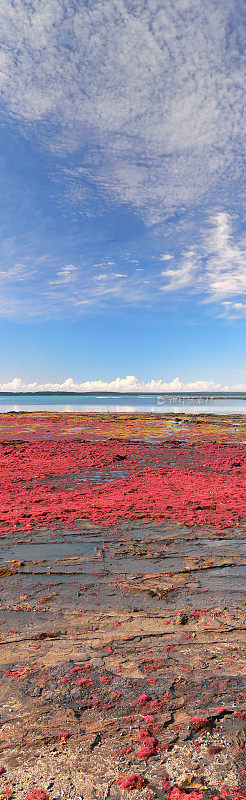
[[116, 773, 146, 789], [168, 791, 204, 800], [0, 437, 245, 531], [23, 793, 49, 800]]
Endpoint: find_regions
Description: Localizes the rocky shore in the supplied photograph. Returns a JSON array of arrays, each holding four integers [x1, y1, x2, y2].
[[0, 413, 245, 800]]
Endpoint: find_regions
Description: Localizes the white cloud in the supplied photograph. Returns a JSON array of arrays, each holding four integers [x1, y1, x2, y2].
[[1, 374, 245, 393], [219, 301, 246, 320], [160, 212, 246, 312], [204, 212, 246, 299], [49, 265, 78, 284], [0, 210, 244, 319], [161, 249, 199, 291], [0, 0, 244, 221], [222, 302, 246, 310]]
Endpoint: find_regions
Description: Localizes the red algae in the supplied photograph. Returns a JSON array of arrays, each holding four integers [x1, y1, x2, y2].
[[191, 716, 214, 731], [0, 437, 245, 531], [23, 793, 49, 800], [168, 791, 204, 800], [136, 728, 158, 759], [57, 730, 69, 741], [116, 774, 146, 789], [211, 793, 246, 800]]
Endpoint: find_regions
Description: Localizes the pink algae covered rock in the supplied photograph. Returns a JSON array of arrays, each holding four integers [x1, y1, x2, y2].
[[117, 745, 133, 756], [212, 793, 246, 800], [169, 790, 203, 800], [191, 715, 213, 731], [23, 792, 49, 800], [137, 694, 151, 706], [136, 729, 157, 759], [116, 773, 146, 790], [137, 743, 156, 759], [162, 771, 171, 792], [57, 730, 69, 741]]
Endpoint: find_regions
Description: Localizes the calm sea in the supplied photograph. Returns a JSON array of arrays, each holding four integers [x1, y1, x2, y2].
[[0, 392, 245, 414]]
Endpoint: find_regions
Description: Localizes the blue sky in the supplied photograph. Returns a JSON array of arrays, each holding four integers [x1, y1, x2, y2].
[[0, 0, 245, 391]]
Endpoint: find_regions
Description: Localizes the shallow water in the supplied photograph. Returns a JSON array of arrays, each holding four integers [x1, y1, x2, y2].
[[0, 391, 246, 414]]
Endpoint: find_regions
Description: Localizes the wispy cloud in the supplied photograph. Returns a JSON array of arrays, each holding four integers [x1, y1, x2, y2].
[[0, 2, 245, 321], [219, 301, 246, 320], [204, 212, 246, 299], [0, 0, 244, 222], [160, 212, 246, 312], [49, 265, 78, 285], [0, 211, 244, 319], [161, 249, 199, 292]]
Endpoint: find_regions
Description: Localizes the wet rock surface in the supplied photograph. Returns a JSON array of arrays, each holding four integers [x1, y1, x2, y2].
[[0, 413, 245, 799]]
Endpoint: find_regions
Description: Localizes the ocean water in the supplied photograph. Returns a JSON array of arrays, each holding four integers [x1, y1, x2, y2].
[[0, 392, 245, 414]]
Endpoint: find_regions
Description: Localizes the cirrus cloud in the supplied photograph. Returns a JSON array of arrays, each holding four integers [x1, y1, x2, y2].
[[0, 0, 244, 222]]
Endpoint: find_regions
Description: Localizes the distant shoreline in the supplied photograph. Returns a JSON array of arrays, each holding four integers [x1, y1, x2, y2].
[[0, 391, 246, 398]]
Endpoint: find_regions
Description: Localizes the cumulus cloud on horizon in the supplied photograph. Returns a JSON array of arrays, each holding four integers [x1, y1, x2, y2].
[[1, 376, 246, 393]]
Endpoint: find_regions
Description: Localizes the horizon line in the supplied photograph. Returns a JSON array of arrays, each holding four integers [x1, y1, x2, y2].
[[0, 390, 246, 397]]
